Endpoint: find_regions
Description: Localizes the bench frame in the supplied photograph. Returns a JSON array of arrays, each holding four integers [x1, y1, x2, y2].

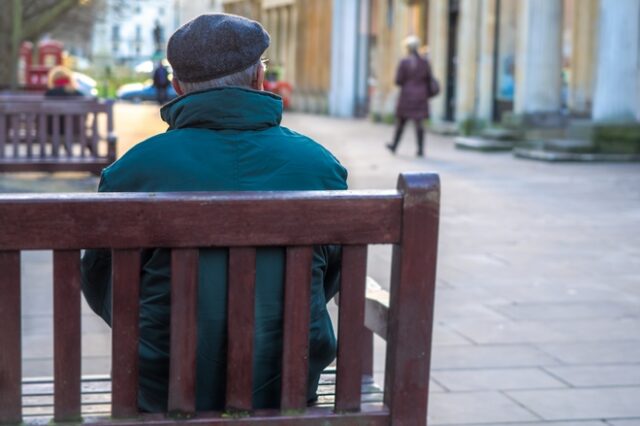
[[0, 172, 440, 425], [0, 96, 116, 175]]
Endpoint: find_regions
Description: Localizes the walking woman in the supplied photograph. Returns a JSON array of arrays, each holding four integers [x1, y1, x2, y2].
[[386, 36, 437, 157]]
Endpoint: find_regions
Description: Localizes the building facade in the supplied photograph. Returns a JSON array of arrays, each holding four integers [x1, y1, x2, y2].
[[426, 0, 640, 125], [92, 0, 178, 68]]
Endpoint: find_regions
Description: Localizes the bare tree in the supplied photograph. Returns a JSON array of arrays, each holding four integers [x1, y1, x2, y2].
[[0, 0, 111, 90]]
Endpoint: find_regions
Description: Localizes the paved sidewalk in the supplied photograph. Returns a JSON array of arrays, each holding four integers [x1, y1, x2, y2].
[[6, 104, 640, 425]]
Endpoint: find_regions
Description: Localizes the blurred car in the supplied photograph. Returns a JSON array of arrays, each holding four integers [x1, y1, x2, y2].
[[73, 72, 98, 97], [116, 81, 178, 103]]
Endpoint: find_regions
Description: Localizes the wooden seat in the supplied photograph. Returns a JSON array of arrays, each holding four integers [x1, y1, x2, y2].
[[0, 172, 440, 425]]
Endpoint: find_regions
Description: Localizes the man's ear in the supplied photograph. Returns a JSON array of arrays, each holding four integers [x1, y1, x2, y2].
[[252, 64, 265, 91], [172, 78, 184, 96]]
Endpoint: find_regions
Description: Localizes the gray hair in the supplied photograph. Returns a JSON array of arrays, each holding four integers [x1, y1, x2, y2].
[[176, 60, 263, 93]]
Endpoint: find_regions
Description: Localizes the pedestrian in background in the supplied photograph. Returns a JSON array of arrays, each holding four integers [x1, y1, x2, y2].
[[45, 66, 83, 98], [152, 61, 170, 104], [386, 35, 438, 157]]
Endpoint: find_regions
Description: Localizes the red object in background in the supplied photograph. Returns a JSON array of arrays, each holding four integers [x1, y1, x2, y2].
[[23, 40, 64, 91], [264, 80, 293, 110], [37, 40, 64, 67]]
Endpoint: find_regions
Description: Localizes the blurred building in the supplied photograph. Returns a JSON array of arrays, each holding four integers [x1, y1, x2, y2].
[[218, 0, 639, 127], [427, 0, 640, 125], [92, 0, 177, 67]]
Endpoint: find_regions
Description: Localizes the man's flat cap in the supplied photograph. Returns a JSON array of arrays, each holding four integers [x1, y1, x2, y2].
[[167, 13, 270, 83]]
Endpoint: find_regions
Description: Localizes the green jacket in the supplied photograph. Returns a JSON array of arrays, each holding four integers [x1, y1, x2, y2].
[[80, 87, 348, 412]]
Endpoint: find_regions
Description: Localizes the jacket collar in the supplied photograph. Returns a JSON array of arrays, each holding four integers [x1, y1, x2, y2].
[[160, 87, 283, 131]]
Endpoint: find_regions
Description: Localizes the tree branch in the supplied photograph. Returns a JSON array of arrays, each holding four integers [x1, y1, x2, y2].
[[22, 0, 81, 41]]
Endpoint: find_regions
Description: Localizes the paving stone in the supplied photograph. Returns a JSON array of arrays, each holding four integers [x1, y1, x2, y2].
[[536, 341, 640, 364], [428, 391, 540, 424], [445, 319, 567, 344], [545, 365, 640, 387], [432, 345, 560, 369], [493, 301, 640, 321], [507, 387, 640, 420], [432, 368, 567, 391], [547, 319, 640, 342], [608, 420, 640, 426]]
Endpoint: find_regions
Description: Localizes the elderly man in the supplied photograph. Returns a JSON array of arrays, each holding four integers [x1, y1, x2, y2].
[[81, 14, 347, 412]]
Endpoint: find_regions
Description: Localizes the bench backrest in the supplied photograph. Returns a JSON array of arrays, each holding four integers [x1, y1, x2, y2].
[[0, 98, 115, 164], [0, 172, 440, 425]]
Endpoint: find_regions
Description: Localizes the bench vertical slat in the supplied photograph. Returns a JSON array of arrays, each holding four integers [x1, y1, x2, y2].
[[38, 114, 47, 158], [64, 115, 73, 157], [335, 245, 367, 412], [0, 251, 21, 424], [78, 114, 87, 157], [280, 246, 313, 411], [383, 174, 440, 426], [25, 113, 35, 158], [91, 113, 99, 157], [52, 114, 60, 157], [168, 249, 199, 414], [226, 247, 256, 412], [10, 115, 20, 158], [0, 114, 6, 158], [53, 250, 82, 422], [111, 249, 141, 418]]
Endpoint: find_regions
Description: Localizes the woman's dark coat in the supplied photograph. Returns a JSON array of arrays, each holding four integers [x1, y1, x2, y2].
[[395, 53, 434, 120]]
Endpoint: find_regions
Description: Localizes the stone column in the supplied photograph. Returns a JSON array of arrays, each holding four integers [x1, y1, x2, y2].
[[569, 0, 597, 114], [514, 0, 563, 115], [592, 0, 640, 122], [477, 0, 497, 122], [329, 0, 359, 116], [427, 0, 448, 122], [454, 0, 481, 121]]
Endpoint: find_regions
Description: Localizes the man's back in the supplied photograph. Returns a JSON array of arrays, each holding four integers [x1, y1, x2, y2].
[[81, 87, 347, 411]]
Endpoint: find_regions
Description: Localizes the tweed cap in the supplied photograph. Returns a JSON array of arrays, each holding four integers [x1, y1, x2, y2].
[[167, 13, 270, 83]]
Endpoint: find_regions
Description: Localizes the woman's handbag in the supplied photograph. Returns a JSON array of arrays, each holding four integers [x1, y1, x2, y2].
[[428, 73, 441, 98]]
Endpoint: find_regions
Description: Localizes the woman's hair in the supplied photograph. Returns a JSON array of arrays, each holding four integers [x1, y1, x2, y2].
[[47, 66, 77, 91], [176, 60, 263, 94], [404, 35, 420, 53]]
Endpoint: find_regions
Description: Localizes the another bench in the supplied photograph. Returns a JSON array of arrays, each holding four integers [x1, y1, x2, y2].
[[0, 172, 440, 425], [0, 95, 117, 175]]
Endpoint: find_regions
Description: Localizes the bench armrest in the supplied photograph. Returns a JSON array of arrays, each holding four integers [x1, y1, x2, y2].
[[364, 277, 389, 340]]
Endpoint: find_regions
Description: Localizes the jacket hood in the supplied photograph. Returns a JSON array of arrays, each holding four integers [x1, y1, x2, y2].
[[160, 87, 283, 131]]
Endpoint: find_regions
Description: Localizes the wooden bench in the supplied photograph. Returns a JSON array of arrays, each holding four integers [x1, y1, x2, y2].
[[0, 95, 117, 175], [0, 172, 440, 425]]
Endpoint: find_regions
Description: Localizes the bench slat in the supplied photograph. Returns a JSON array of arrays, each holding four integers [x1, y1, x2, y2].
[[168, 249, 199, 414], [111, 249, 141, 418], [226, 247, 256, 412], [0, 251, 21, 424], [79, 114, 87, 157], [335, 245, 367, 412], [64, 115, 73, 157], [10, 115, 20, 158], [280, 246, 313, 410], [89, 408, 389, 426], [51, 114, 60, 157], [53, 250, 82, 422], [91, 113, 99, 158], [0, 194, 402, 250], [38, 113, 47, 158], [25, 113, 35, 158], [0, 115, 6, 158]]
